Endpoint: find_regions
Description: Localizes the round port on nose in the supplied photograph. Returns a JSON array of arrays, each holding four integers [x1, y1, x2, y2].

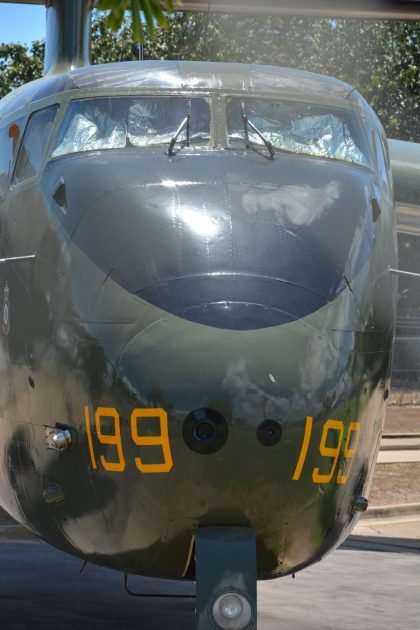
[[183, 408, 228, 454], [194, 421, 215, 443], [256, 419, 282, 446]]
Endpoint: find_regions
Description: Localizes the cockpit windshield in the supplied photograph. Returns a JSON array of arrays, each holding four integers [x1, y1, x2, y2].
[[227, 97, 370, 167], [52, 96, 211, 157]]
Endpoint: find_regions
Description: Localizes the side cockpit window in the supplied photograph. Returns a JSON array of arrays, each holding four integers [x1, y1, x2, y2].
[[13, 105, 59, 185], [52, 96, 211, 158], [0, 118, 24, 196]]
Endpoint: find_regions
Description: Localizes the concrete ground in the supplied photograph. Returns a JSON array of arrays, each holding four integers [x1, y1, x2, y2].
[[384, 405, 420, 433], [0, 536, 419, 630], [354, 510, 420, 549]]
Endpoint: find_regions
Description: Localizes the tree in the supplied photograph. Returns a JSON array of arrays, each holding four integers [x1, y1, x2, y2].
[[0, 40, 44, 99], [0, 12, 418, 142]]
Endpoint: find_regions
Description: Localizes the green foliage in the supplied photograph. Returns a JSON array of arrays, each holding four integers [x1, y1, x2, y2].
[[0, 12, 418, 142], [171, 14, 420, 142], [96, 0, 174, 42], [0, 40, 44, 99]]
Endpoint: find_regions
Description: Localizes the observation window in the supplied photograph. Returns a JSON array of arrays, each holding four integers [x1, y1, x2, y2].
[[226, 97, 370, 167], [0, 117, 24, 195], [52, 96, 211, 157], [13, 105, 59, 185]]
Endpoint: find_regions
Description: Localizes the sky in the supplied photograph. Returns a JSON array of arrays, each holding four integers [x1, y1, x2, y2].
[[0, 3, 46, 46]]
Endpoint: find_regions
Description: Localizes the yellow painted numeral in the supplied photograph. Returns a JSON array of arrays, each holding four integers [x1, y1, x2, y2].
[[85, 405, 97, 470], [131, 408, 173, 474], [337, 422, 360, 485], [95, 407, 126, 473], [312, 419, 344, 484], [85, 405, 173, 475], [293, 417, 361, 485], [292, 416, 313, 481]]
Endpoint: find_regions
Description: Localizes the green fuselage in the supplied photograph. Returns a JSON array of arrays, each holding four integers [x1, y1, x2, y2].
[[0, 61, 397, 580]]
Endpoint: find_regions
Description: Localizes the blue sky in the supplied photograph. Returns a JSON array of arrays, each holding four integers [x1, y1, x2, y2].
[[0, 3, 46, 46]]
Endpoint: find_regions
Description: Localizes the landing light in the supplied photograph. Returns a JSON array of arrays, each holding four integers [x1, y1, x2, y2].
[[211, 591, 253, 630]]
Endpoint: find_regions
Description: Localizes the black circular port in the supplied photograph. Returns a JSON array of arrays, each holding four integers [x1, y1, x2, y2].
[[194, 422, 215, 443], [183, 408, 228, 454], [256, 419, 282, 447]]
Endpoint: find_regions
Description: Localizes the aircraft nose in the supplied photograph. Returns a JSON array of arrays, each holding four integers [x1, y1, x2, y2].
[[43, 151, 374, 330], [116, 294, 351, 543]]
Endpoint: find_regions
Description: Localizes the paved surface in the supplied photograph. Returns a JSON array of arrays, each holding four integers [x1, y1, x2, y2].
[[384, 405, 420, 434], [354, 513, 420, 550], [377, 449, 420, 463], [0, 538, 419, 630], [377, 433, 420, 463], [381, 434, 420, 450]]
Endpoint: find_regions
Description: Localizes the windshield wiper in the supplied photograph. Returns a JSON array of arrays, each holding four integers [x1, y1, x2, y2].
[[168, 112, 191, 157], [241, 102, 274, 160]]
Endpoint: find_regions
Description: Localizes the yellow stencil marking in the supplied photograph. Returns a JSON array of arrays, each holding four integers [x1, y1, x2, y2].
[[292, 415, 313, 481], [337, 422, 361, 485], [312, 419, 344, 484], [95, 407, 126, 473], [85, 405, 97, 470], [131, 408, 173, 473]]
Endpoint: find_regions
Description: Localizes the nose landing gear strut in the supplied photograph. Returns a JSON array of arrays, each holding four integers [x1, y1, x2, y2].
[[195, 527, 257, 630]]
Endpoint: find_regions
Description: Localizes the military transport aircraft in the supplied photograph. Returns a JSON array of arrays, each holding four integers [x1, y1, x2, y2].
[[0, 1, 419, 629]]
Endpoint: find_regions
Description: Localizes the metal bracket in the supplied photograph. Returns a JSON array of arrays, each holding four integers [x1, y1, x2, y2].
[[123, 574, 195, 599]]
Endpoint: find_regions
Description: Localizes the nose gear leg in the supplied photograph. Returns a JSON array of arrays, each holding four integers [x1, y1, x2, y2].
[[195, 527, 257, 629]]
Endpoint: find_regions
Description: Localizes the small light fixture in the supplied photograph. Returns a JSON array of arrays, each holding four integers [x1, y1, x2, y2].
[[211, 591, 253, 629], [352, 496, 369, 513]]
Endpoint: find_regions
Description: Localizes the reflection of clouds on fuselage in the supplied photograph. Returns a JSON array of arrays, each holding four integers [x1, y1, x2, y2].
[[222, 358, 293, 421], [221, 321, 354, 424], [345, 215, 372, 280], [293, 333, 342, 411], [241, 181, 340, 226]]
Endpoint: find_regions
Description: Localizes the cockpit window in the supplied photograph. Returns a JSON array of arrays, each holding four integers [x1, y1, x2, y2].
[[13, 105, 59, 185], [227, 98, 370, 168], [52, 96, 211, 157]]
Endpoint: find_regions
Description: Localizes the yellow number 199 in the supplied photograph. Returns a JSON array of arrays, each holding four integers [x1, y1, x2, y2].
[[293, 416, 361, 485], [85, 406, 173, 474]]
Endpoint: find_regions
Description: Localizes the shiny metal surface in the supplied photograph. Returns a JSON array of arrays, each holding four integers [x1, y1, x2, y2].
[[52, 429, 73, 450], [0, 60, 399, 611], [44, 0, 93, 76], [0, 61, 357, 121]]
